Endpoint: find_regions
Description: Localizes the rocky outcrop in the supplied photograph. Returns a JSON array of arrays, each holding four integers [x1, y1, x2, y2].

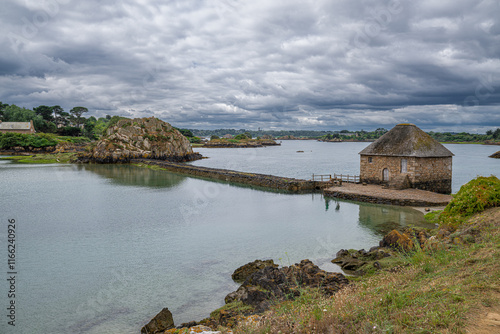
[[380, 230, 415, 251], [141, 307, 174, 334], [54, 142, 87, 153], [231, 259, 278, 282], [225, 259, 348, 313], [332, 247, 393, 273], [489, 151, 500, 159], [78, 117, 202, 163]]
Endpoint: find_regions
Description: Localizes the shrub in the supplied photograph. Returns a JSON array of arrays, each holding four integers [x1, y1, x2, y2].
[[189, 136, 202, 143], [439, 176, 500, 227], [234, 134, 248, 140], [0, 133, 58, 149]]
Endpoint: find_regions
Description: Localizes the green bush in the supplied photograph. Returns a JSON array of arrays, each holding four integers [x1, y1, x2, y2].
[[0, 133, 58, 149], [234, 134, 248, 140], [189, 136, 202, 143], [440, 176, 500, 227]]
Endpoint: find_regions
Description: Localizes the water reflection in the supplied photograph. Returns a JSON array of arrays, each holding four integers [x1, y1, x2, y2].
[[324, 197, 432, 237], [358, 203, 432, 236], [81, 164, 187, 188]]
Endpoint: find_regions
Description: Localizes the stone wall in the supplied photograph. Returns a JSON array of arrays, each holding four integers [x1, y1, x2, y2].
[[411, 157, 452, 193], [134, 159, 330, 192], [360, 155, 452, 194]]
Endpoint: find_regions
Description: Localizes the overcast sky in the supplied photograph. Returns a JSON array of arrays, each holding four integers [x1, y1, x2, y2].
[[1, 0, 499, 131]]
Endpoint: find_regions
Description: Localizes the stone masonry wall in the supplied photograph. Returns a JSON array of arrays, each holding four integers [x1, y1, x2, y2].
[[360, 155, 408, 184], [360, 155, 452, 194], [411, 156, 452, 194]]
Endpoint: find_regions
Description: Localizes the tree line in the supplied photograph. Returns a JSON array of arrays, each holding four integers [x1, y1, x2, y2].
[[0, 102, 114, 139], [192, 127, 500, 143]]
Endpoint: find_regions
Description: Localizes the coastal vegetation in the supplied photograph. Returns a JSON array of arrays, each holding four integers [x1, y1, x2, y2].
[[0, 152, 76, 164], [0, 132, 89, 150]]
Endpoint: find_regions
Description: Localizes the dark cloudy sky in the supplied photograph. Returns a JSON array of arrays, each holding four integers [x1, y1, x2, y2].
[[1, 0, 499, 131]]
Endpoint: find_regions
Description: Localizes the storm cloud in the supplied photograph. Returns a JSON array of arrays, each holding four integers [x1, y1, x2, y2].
[[1, 0, 499, 131]]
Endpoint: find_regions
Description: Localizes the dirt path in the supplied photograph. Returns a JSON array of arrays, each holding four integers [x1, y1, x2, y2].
[[324, 183, 452, 207]]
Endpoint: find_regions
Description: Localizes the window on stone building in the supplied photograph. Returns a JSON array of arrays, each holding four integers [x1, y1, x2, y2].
[[368, 157, 373, 163], [401, 159, 407, 173]]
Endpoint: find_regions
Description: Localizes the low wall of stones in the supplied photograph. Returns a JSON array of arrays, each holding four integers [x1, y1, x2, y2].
[[133, 159, 329, 192], [323, 189, 448, 207]]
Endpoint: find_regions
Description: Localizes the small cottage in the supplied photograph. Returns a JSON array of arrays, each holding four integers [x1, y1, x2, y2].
[[0, 120, 36, 134], [359, 123, 453, 194]]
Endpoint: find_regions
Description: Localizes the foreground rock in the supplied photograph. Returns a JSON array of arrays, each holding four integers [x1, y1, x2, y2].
[[489, 151, 500, 159], [143, 259, 348, 332], [141, 308, 174, 334], [380, 230, 415, 251], [78, 117, 202, 163], [231, 259, 278, 282], [225, 259, 349, 313], [332, 247, 394, 274]]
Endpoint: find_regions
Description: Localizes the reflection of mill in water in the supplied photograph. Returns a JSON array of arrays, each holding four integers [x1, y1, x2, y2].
[[358, 204, 423, 235], [324, 197, 428, 236]]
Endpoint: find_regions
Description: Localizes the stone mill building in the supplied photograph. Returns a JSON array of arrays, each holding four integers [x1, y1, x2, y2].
[[359, 123, 454, 194]]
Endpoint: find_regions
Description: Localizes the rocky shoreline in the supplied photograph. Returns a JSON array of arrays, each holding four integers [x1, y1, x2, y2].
[[140, 218, 481, 334]]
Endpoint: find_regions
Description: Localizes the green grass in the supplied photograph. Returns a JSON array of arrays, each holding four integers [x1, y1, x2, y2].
[[0, 153, 76, 163], [209, 301, 255, 319], [131, 163, 168, 171]]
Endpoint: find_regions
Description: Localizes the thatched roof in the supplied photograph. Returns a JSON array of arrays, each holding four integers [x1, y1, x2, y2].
[[359, 124, 454, 157]]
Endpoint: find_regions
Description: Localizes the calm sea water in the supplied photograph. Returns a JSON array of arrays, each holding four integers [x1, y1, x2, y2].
[[0, 141, 497, 333]]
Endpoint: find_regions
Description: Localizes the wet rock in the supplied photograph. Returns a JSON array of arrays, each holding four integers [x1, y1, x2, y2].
[[380, 230, 414, 251], [231, 259, 278, 282], [226, 259, 348, 312], [332, 248, 392, 273], [141, 307, 174, 334], [489, 151, 500, 159]]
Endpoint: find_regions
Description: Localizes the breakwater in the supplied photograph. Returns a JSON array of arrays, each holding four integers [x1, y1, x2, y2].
[[133, 159, 330, 192]]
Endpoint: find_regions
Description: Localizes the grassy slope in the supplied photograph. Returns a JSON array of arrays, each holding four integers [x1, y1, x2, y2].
[[226, 177, 500, 334]]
